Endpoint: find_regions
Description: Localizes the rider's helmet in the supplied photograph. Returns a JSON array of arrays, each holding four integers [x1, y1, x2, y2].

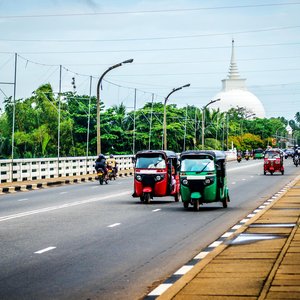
[[98, 153, 105, 160], [110, 154, 114, 158]]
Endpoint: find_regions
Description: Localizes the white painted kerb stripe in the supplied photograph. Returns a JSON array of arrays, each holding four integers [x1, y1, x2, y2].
[[209, 241, 222, 248], [221, 232, 233, 238], [148, 284, 173, 296], [152, 209, 161, 212], [174, 265, 193, 275], [34, 246, 56, 254], [194, 251, 209, 260]]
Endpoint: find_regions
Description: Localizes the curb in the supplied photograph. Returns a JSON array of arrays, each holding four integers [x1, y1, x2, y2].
[[0, 170, 134, 195], [145, 175, 300, 299]]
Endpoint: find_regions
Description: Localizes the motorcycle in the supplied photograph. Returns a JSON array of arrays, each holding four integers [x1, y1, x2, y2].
[[237, 154, 242, 163], [245, 154, 249, 161], [294, 155, 299, 167], [97, 168, 109, 185], [107, 165, 117, 180]]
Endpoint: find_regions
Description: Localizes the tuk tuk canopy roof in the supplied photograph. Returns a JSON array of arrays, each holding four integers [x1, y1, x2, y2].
[[135, 150, 178, 159], [180, 150, 226, 162]]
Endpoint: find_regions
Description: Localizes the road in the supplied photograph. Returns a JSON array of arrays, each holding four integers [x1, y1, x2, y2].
[[0, 158, 299, 300]]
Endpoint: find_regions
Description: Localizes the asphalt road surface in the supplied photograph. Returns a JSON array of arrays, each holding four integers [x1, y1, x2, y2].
[[0, 158, 299, 300]]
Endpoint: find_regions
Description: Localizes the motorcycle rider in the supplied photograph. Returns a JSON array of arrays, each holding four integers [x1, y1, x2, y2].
[[95, 153, 107, 176], [106, 154, 118, 176]]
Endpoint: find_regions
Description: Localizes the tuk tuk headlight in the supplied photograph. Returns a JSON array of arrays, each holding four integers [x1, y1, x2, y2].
[[136, 174, 142, 181], [154, 174, 164, 182], [205, 178, 211, 185], [182, 179, 189, 186]]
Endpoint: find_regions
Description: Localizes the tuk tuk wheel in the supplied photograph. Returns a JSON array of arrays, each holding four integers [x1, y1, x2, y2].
[[144, 193, 151, 204], [139, 196, 144, 202], [271, 172, 274, 175], [193, 199, 200, 211], [264, 171, 266, 175], [183, 201, 189, 209], [222, 195, 229, 208], [281, 170, 284, 175]]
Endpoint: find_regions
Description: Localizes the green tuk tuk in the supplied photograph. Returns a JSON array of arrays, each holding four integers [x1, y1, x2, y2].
[[179, 150, 230, 210]]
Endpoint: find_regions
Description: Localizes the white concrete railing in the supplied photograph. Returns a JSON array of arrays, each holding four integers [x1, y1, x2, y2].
[[0, 155, 134, 183], [0, 151, 237, 184]]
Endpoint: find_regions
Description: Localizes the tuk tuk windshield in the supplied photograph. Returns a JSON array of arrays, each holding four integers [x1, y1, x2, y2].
[[265, 152, 280, 159], [135, 154, 166, 169], [181, 157, 215, 172]]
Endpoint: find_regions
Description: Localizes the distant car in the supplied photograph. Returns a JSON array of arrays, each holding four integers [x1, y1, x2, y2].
[[284, 148, 294, 158]]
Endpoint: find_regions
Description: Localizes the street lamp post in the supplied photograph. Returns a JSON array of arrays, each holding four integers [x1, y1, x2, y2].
[[96, 59, 133, 155], [163, 84, 190, 150], [201, 99, 220, 149]]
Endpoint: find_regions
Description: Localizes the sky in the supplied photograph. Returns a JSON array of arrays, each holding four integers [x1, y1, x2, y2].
[[0, 0, 300, 121]]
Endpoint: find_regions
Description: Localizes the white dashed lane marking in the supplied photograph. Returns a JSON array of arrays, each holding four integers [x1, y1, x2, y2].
[[59, 192, 68, 195], [34, 246, 56, 254], [107, 223, 121, 228], [17, 198, 28, 202], [152, 209, 161, 212]]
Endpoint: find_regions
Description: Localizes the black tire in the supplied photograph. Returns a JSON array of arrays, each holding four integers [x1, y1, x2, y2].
[[99, 177, 104, 185], [144, 193, 151, 204], [281, 170, 284, 175], [174, 193, 180, 202], [139, 196, 144, 202], [264, 171, 266, 175], [271, 172, 274, 175], [193, 199, 199, 211], [183, 201, 189, 209], [222, 195, 228, 208]]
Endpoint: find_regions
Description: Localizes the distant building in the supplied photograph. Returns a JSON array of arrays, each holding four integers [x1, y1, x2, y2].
[[210, 40, 266, 118]]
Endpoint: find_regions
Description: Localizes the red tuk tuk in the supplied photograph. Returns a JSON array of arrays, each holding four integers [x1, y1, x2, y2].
[[132, 150, 180, 203], [263, 149, 284, 175]]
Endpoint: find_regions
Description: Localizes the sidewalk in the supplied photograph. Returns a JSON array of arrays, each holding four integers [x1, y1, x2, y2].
[[149, 176, 300, 300], [0, 169, 133, 194]]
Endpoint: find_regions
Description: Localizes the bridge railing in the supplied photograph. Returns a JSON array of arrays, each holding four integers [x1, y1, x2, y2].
[[0, 151, 236, 183], [0, 155, 134, 183]]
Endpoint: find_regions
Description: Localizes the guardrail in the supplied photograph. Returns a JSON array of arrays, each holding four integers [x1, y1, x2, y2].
[[0, 151, 236, 184], [0, 155, 134, 183]]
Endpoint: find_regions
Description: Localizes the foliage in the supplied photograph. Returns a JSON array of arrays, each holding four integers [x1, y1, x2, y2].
[[0, 83, 298, 158]]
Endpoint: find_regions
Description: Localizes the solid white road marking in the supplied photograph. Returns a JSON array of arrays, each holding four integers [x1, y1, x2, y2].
[[17, 198, 28, 202], [59, 192, 68, 195], [107, 223, 121, 228], [0, 191, 131, 222], [34, 246, 56, 254], [152, 209, 161, 212], [231, 182, 236, 185]]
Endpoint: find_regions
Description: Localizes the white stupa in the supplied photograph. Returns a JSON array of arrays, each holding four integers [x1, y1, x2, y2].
[[210, 40, 265, 118]]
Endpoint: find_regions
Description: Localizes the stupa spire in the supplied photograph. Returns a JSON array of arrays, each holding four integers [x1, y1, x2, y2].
[[228, 39, 240, 79]]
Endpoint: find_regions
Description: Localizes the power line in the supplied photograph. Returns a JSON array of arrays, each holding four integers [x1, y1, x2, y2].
[[4, 42, 300, 55], [1, 2, 300, 18], [1, 25, 299, 42]]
